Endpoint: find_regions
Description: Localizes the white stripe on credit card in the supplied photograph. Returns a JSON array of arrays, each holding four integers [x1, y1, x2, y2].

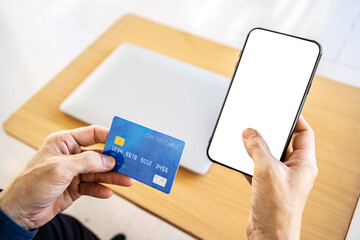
[[153, 174, 167, 187]]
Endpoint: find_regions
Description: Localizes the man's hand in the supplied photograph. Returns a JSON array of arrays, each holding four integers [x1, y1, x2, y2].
[[242, 115, 318, 240], [0, 125, 134, 230]]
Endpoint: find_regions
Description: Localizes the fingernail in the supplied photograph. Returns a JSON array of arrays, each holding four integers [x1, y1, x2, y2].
[[243, 128, 258, 139], [102, 155, 115, 168]]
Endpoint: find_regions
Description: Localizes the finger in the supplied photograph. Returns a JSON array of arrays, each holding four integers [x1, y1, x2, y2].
[[80, 172, 135, 187], [78, 182, 113, 198], [47, 125, 109, 155], [292, 115, 315, 154], [70, 125, 109, 147], [67, 151, 115, 175], [81, 148, 103, 154], [294, 115, 311, 133], [283, 144, 293, 162], [286, 146, 292, 156], [242, 128, 276, 165]]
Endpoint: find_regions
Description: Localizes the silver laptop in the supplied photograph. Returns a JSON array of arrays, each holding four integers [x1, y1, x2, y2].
[[60, 43, 230, 174]]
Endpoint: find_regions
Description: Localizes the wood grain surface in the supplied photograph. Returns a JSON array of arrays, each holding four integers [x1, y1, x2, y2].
[[3, 15, 360, 239]]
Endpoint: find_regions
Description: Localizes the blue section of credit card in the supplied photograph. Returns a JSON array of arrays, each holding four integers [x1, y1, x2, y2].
[[103, 116, 185, 194]]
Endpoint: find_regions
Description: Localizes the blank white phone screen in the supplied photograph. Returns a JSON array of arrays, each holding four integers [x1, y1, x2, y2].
[[208, 28, 321, 176]]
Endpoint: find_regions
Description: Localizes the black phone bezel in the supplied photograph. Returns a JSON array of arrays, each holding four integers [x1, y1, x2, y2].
[[206, 27, 323, 177]]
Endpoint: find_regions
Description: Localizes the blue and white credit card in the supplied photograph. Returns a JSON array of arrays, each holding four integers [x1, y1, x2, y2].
[[103, 116, 185, 194]]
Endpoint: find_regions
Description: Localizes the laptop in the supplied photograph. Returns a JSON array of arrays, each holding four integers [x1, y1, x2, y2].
[[60, 43, 230, 174]]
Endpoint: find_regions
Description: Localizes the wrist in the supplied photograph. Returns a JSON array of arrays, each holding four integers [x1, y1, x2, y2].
[[247, 227, 301, 240], [247, 214, 302, 240], [0, 189, 33, 230]]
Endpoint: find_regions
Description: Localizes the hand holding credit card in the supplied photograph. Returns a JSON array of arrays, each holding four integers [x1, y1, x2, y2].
[[103, 116, 185, 194]]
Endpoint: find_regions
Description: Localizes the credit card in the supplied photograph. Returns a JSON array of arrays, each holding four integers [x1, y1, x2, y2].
[[103, 116, 185, 194]]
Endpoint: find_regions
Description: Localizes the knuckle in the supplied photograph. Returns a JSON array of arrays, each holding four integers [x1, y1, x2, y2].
[[308, 126, 315, 138], [48, 160, 67, 177], [81, 151, 99, 171], [247, 138, 264, 152], [58, 132, 72, 143], [90, 125, 103, 143], [91, 124, 101, 129], [44, 132, 57, 143], [81, 173, 98, 182], [83, 150, 97, 160], [45, 131, 69, 144]]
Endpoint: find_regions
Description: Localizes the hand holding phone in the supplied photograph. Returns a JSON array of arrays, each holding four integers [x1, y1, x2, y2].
[[243, 115, 318, 239], [207, 28, 322, 176]]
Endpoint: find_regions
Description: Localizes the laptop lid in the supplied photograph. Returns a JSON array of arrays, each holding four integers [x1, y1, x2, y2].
[[60, 43, 229, 174]]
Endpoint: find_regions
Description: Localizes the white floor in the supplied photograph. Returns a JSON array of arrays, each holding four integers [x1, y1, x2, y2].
[[0, 0, 359, 239]]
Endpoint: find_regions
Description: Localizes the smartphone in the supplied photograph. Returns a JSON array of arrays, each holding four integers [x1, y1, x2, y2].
[[207, 28, 322, 176]]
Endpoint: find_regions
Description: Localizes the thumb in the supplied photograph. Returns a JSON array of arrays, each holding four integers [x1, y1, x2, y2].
[[242, 128, 275, 165], [67, 151, 116, 175]]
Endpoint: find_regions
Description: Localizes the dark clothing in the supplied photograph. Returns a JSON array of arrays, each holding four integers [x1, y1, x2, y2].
[[34, 214, 99, 240], [0, 205, 38, 240]]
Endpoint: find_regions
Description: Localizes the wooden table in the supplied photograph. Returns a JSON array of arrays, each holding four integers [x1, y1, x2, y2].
[[3, 15, 360, 239]]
